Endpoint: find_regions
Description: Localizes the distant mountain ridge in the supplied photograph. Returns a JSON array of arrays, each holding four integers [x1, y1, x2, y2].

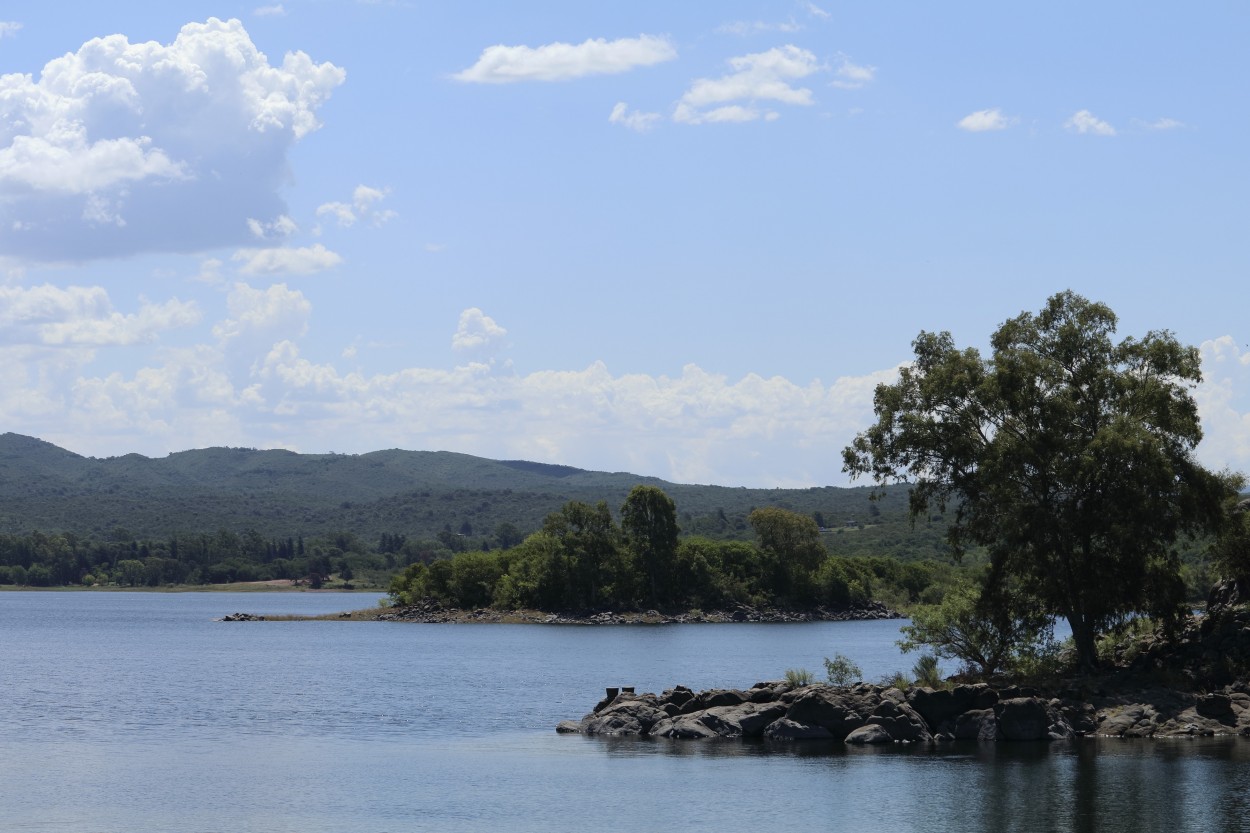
[[0, 433, 942, 559]]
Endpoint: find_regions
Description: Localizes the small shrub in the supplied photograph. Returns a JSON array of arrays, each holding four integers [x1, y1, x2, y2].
[[912, 653, 944, 688], [823, 653, 862, 687], [880, 671, 912, 689], [784, 668, 815, 687]]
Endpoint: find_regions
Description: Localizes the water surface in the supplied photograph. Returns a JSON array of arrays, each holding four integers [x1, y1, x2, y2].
[[1, 592, 1245, 832]]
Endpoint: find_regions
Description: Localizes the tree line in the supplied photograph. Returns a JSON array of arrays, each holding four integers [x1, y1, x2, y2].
[[0, 527, 470, 589], [388, 485, 962, 612]]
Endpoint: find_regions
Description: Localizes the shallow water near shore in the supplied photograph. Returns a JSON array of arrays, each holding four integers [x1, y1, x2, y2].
[[1, 592, 1247, 832]]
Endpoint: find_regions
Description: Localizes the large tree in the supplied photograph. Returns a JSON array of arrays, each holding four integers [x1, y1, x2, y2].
[[749, 506, 825, 603], [843, 291, 1228, 669], [621, 485, 679, 608]]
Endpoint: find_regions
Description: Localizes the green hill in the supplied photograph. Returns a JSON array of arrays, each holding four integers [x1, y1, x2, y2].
[[0, 432, 945, 555]]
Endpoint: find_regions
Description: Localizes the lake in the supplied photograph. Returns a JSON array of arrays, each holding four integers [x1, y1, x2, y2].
[[1, 591, 1247, 832]]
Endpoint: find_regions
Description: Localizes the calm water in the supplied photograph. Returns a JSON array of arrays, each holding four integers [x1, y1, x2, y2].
[[1, 592, 1247, 833]]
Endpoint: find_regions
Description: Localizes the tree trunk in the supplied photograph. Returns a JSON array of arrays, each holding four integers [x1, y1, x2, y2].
[[1069, 613, 1099, 671]]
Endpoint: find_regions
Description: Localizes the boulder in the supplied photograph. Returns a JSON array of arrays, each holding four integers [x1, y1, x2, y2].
[[763, 718, 835, 741], [908, 684, 999, 732], [867, 698, 932, 742], [845, 723, 893, 745], [703, 703, 789, 738], [1196, 693, 1234, 720], [580, 697, 666, 736], [658, 685, 695, 710], [702, 689, 750, 709], [993, 697, 1072, 740], [1096, 704, 1158, 737], [649, 715, 720, 739], [953, 708, 1000, 741], [652, 702, 788, 739], [783, 685, 880, 740]]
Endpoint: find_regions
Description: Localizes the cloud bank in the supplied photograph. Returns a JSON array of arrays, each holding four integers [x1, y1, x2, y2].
[[4, 289, 1250, 487], [0, 18, 345, 262]]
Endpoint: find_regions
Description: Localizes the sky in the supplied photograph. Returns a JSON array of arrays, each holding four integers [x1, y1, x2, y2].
[[1, 1, 1247, 487]]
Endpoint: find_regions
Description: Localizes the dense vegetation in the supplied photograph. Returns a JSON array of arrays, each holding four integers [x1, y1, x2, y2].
[[0, 433, 932, 547], [0, 432, 967, 594], [388, 487, 965, 612]]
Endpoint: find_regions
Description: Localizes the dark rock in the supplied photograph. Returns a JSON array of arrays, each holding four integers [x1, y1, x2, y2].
[[953, 708, 999, 741], [653, 702, 788, 739], [845, 723, 893, 744], [703, 689, 749, 709], [783, 685, 880, 740], [581, 697, 666, 736], [908, 683, 997, 732], [995, 697, 1071, 741], [868, 698, 932, 742], [763, 718, 835, 741], [649, 715, 719, 739], [1196, 693, 1234, 720]]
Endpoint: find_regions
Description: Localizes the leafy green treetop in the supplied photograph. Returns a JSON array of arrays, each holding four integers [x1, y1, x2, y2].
[[621, 485, 679, 608], [844, 291, 1229, 669]]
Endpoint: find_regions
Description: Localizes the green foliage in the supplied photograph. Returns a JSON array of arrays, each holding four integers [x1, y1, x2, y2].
[[621, 485, 680, 608], [823, 653, 862, 687], [1209, 478, 1250, 587], [880, 670, 912, 689], [911, 654, 944, 689], [845, 291, 1229, 669], [897, 577, 1051, 678], [749, 507, 826, 604], [784, 668, 815, 686]]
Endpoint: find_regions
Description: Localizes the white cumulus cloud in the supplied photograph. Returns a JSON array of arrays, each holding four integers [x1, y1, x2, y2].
[[674, 45, 821, 125], [452, 308, 508, 353], [1194, 337, 1250, 475], [315, 185, 397, 228], [716, 20, 802, 36], [454, 35, 676, 83], [609, 102, 662, 132], [232, 244, 343, 275], [957, 108, 1016, 132], [830, 57, 874, 90], [0, 18, 344, 262], [1145, 117, 1185, 131], [0, 284, 199, 346], [1065, 109, 1116, 136]]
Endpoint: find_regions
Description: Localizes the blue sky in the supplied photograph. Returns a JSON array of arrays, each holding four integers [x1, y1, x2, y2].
[[1, 1, 1247, 486]]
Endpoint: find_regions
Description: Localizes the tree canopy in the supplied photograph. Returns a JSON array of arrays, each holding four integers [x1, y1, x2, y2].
[[844, 291, 1230, 669]]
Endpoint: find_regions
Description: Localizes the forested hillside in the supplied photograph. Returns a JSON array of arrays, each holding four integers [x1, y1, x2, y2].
[[0, 432, 947, 547], [0, 433, 959, 592]]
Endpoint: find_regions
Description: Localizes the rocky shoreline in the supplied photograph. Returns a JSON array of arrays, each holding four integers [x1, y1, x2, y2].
[[558, 678, 1250, 742], [373, 598, 900, 625], [560, 590, 1250, 743]]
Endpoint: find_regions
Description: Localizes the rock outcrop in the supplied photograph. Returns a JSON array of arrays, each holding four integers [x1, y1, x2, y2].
[[559, 677, 1250, 743]]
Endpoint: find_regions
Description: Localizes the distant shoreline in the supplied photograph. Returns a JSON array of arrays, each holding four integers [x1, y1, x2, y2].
[[229, 599, 903, 624], [0, 580, 380, 594]]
